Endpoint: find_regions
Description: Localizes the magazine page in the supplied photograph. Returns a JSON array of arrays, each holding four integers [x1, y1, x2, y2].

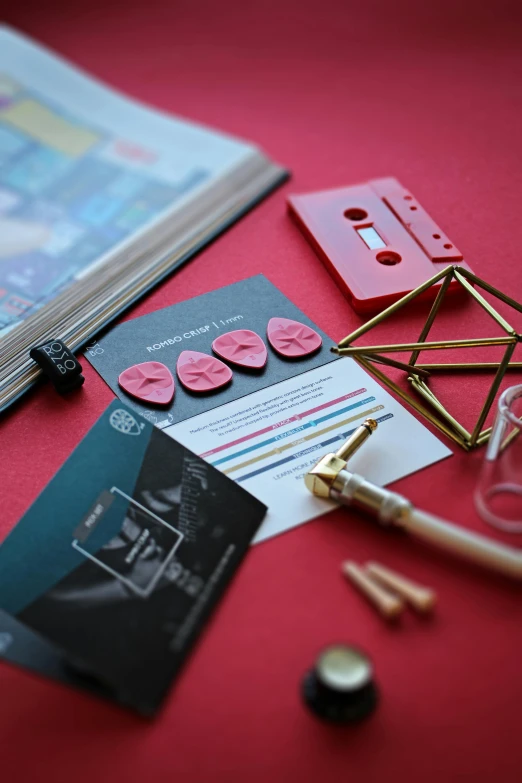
[[0, 26, 255, 335]]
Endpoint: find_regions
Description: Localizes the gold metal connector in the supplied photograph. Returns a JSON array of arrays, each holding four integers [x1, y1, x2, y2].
[[304, 419, 378, 498], [335, 418, 376, 461]]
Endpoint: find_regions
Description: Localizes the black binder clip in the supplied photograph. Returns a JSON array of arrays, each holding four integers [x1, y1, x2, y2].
[[30, 339, 85, 394]]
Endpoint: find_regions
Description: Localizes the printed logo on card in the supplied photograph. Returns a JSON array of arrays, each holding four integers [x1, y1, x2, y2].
[[109, 409, 142, 436]]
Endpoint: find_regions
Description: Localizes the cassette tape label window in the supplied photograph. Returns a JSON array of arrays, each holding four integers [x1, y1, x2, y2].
[[355, 226, 387, 251]]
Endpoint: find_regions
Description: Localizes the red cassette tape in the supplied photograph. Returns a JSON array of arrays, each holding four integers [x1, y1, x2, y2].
[[288, 177, 472, 314]]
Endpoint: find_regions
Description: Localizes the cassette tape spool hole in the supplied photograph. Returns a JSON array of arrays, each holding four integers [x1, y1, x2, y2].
[[344, 208, 368, 222], [376, 251, 402, 266]]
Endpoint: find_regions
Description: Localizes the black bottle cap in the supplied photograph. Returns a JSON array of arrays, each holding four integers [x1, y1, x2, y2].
[[30, 339, 84, 393], [301, 644, 378, 723]]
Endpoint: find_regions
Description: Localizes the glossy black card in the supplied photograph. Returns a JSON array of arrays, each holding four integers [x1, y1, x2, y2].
[[85, 275, 337, 428], [0, 609, 114, 701], [0, 402, 266, 715]]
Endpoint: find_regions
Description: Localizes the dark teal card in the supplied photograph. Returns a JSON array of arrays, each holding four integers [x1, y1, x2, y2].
[[0, 402, 266, 715]]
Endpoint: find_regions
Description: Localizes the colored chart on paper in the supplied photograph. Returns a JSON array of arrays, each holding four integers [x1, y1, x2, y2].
[[201, 386, 394, 482]]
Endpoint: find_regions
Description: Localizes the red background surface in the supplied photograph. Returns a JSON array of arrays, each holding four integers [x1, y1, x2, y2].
[[1, 1, 522, 780]]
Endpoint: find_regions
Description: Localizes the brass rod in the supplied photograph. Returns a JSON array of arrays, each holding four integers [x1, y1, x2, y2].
[[453, 270, 517, 335], [409, 377, 472, 441], [334, 336, 517, 355], [417, 361, 522, 371], [455, 267, 522, 314], [337, 265, 454, 349], [469, 341, 518, 447], [500, 426, 521, 453], [354, 356, 468, 448], [410, 377, 439, 403], [410, 269, 454, 365], [476, 428, 494, 446], [359, 352, 430, 378]]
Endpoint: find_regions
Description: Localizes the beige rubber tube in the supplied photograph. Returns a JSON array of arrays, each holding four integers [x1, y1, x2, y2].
[[399, 508, 522, 581], [332, 470, 522, 581]]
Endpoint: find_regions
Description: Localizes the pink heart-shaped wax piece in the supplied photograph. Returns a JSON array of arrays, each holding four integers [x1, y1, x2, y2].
[[267, 317, 322, 358], [176, 351, 232, 392], [212, 329, 267, 369], [118, 361, 175, 405]]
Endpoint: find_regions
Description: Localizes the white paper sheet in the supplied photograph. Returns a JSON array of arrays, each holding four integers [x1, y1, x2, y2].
[[166, 358, 452, 543]]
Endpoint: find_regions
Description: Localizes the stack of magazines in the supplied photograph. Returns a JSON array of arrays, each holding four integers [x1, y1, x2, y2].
[[0, 27, 286, 412]]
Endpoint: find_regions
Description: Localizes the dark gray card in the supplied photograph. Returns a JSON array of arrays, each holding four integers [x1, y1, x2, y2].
[[85, 275, 337, 428]]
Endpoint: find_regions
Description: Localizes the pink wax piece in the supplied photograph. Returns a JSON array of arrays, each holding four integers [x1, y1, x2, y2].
[[266, 317, 322, 358], [176, 350, 233, 392], [212, 329, 267, 369], [118, 361, 175, 405]]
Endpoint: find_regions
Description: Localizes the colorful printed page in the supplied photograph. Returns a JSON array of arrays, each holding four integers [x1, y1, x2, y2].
[[0, 27, 256, 335]]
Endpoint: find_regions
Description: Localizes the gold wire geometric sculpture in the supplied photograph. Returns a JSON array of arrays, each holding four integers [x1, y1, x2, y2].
[[333, 265, 522, 450]]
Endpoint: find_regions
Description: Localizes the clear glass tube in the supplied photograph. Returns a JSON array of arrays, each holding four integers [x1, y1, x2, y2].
[[475, 384, 522, 533]]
